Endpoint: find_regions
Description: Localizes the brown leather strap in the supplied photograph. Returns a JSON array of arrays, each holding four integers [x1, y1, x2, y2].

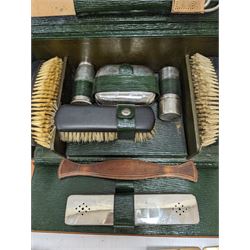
[[58, 159, 198, 182]]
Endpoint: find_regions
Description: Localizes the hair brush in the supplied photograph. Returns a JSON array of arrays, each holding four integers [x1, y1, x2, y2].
[[31, 57, 63, 149], [190, 53, 219, 147], [55, 104, 155, 143]]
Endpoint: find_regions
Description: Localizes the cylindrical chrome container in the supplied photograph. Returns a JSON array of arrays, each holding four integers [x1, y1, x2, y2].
[[71, 62, 95, 105], [159, 66, 182, 121]]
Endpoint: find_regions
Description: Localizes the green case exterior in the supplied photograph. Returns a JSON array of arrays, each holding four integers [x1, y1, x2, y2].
[[32, 1, 218, 236], [73, 0, 219, 16]]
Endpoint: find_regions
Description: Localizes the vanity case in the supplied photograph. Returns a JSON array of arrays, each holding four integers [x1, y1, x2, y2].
[[32, 0, 218, 237]]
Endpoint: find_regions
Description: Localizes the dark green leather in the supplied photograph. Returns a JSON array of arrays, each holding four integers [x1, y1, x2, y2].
[[32, 1, 219, 236], [73, 0, 219, 15], [31, 12, 218, 39], [94, 75, 159, 95], [117, 105, 136, 140], [73, 80, 93, 100], [32, 163, 218, 235], [114, 182, 135, 230], [160, 79, 181, 96]]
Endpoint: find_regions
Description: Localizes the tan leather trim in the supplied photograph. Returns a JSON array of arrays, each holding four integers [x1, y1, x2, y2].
[[172, 0, 205, 13], [32, 0, 76, 17]]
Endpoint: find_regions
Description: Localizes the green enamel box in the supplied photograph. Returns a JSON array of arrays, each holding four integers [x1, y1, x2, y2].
[[32, 0, 218, 237]]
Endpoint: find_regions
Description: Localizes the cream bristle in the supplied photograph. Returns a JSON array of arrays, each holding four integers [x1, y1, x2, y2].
[[190, 53, 219, 148], [31, 57, 63, 149], [59, 127, 155, 143]]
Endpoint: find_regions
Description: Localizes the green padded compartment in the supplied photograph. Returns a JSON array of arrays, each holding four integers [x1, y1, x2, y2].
[[32, 37, 218, 161], [32, 163, 218, 236]]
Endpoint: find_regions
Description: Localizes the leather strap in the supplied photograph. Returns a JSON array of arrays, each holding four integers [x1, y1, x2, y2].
[[93, 75, 159, 95], [58, 159, 198, 182], [114, 182, 134, 230], [117, 105, 135, 140]]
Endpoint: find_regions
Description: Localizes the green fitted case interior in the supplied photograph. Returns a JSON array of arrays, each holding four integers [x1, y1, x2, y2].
[[32, 161, 218, 235], [33, 37, 218, 158], [32, 8, 218, 236]]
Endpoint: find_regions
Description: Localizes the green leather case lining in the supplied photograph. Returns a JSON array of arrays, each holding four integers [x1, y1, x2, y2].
[[32, 164, 218, 236], [31, 13, 218, 39], [34, 143, 218, 168], [32, 20, 219, 236]]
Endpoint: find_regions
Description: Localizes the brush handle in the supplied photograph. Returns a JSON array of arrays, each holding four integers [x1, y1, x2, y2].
[[58, 159, 198, 182]]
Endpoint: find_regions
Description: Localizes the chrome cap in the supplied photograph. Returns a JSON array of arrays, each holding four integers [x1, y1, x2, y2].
[[75, 62, 95, 82], [159, 93, 181, 121], [160, 66, 180, 80]]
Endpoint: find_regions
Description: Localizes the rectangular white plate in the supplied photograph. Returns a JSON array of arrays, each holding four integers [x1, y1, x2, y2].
[[134, 194, 199, 225], [65, 195, 114, 226]]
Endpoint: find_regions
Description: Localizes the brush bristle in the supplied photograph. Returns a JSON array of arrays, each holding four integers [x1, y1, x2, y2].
[[31, 57, 63, 149], [59, 128, 155, 143], [190, 53, 219, 147]]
